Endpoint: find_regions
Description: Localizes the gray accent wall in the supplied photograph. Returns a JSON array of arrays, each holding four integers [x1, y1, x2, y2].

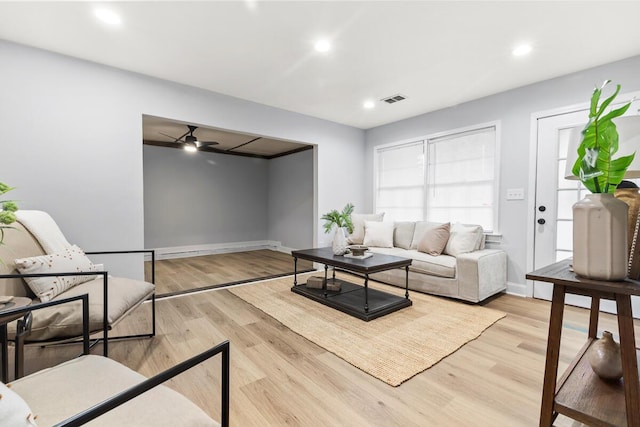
[[143, 145, 269, 248], [0, 40, 365, 279], [267, 149, 314, 250], [365, 55, 640, 291]]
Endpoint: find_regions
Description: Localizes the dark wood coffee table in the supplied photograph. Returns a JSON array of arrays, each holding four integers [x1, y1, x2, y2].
[[291, 247, 412, 321]]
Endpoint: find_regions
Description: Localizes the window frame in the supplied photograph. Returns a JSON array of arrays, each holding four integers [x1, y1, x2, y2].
[[372, 120, 501, 233]]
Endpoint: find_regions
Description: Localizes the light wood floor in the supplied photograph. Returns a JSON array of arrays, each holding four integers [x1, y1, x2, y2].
[[145, 249, 314, 296], [20, 271, 639, 426]]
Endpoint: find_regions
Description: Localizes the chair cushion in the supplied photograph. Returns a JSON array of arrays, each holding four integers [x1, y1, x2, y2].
[[9, 355, 218, 427], [24, 276, 155, 341], [14, 245, 99, 302]]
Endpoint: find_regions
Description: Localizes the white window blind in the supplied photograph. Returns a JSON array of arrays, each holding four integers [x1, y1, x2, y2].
[[374, 124, 498, 232], [426, 126, 496, 231], [375, 141, 424, 221]]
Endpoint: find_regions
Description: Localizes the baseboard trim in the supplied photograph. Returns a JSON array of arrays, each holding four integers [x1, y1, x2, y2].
[[506, 281, 527, 297], [147, 240, 284, 261]]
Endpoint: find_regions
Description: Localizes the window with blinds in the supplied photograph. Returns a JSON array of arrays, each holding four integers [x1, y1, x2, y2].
[[375, 141, 425, 221], [374, 124, 498, 232]]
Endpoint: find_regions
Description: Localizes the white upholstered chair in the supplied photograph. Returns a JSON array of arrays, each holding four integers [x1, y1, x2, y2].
[[0, 210, 156, 364]]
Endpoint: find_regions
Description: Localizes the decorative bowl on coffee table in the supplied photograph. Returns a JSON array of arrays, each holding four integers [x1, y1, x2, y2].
[[347, 245, 369, 257]]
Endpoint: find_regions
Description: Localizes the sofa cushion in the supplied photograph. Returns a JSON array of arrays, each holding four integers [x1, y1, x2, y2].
[[23, 276, 155, 341], [417, 222, 450, 256], [407, 250, 457, 278], [0, 382, 38, 427], [444, 223, 484, 256], [14, 245, 99, 302], [363, 221, 394, 248], [9, 355, 218, 427], [348, 213, 384, 245], [368, 248, 456, 278], [393, 222, 416, 249], [410, 221, 444, 250]]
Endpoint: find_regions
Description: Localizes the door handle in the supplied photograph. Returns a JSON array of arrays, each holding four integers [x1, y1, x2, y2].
[[537, 218, 546, 225]]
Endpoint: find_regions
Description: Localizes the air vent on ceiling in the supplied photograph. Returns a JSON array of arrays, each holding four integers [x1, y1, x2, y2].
[[381, 94, 407, 104]]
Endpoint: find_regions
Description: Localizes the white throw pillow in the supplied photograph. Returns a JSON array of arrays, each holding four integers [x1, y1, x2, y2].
[[0, 382, 38, 426], [15, 245, 98, 302], [363, 220, 394, 248], [348, 213, 384, 245], [444, 223, 484, 257]]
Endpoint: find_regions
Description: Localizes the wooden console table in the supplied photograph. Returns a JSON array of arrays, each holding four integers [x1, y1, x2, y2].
[[527, 259, 640, 427]]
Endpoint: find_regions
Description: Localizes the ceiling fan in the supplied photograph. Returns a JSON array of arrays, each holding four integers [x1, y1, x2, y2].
[[160, 125, 220, 152]]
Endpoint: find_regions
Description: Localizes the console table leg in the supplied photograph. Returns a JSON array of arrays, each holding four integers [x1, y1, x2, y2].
[[540, 284, 566, 427], [293, 257, 298, 286], [364, 274, 369, 312], [616, 294, 640, 427], [588, 296, 600, 339]]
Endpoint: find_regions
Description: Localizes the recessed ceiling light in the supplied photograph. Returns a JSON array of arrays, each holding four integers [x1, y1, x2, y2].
[[314, 40, 331, 53], [512, 44, 532, 57], [363, 100, 375, 109], [94, 8, 122, 26]]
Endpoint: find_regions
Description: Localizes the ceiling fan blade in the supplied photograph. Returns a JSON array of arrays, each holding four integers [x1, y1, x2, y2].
[[158, 131, 189, 143], [197, 141, 220, 146]]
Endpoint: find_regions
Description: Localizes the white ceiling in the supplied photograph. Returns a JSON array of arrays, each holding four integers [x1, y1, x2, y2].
[[1, 1, 640, 130]]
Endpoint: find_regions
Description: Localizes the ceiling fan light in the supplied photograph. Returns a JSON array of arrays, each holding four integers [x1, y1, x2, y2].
[[184, 141, 197, 152]]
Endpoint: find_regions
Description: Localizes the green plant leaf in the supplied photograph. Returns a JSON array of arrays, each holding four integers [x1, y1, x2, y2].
[[572, 81, 634, 193]]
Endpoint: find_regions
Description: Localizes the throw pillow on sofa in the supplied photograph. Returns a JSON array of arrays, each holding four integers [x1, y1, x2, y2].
[[444, 223, 484, 257], [393, 222, 416, 249], [410, 221, 444, 250], [15, 244, 98, 302], [363, 220, 394, 248], [348, 213, 384, 245], [417, 222, 450, 256]]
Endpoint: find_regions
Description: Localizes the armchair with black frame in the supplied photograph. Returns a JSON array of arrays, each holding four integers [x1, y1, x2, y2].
[[0, 211, 156, 367], [0, 295, 229, 427]]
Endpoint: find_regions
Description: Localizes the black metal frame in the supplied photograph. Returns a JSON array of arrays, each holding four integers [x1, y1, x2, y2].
[[83, 249, 157, 354], [1, 294, 91, 379], [53, 339, 230, 427], [0, 249, 156, 357], [8, 296, 230, 427]]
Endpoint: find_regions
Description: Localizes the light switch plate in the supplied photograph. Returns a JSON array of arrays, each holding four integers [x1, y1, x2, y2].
[[506, 188, 525, 200]]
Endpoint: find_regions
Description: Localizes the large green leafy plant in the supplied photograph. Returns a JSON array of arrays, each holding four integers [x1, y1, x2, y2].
[[0, 182, 18, 245], [572, 80, 635, 193], [321, 203, 354, 234]]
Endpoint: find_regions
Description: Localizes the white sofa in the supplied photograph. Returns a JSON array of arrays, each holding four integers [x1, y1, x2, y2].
[[353, 220, 507, 303]]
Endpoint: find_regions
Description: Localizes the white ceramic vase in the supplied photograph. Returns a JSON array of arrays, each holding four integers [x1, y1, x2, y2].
[[573, 193, 628, 281], [332, 227, 349, 256]]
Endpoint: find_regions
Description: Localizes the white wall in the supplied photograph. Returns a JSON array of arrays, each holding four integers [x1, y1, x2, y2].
[[0, 40, 365, 278], [365, 55, 640, 294], [267, 149, 314, 250]]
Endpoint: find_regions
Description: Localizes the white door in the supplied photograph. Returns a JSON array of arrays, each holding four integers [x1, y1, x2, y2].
[[533, 101, 640, 314]]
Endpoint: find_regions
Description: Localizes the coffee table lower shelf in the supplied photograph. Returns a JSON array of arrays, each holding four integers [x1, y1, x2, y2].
[[291, 279, 412, 321]]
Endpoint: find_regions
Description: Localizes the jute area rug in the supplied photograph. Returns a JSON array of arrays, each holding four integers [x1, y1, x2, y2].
[[229, 272, 505, 386]]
